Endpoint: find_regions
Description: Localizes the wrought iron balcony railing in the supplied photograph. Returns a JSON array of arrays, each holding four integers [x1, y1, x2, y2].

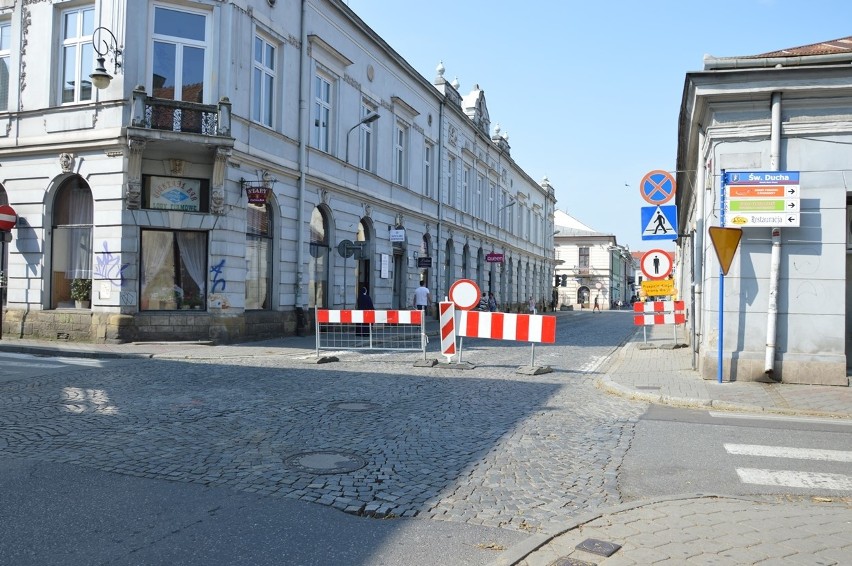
[[131, 86, 231, 137]]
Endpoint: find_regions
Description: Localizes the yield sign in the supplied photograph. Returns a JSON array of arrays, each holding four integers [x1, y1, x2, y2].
[[708, 227, 743, 275], [639, 170, 676, 205]]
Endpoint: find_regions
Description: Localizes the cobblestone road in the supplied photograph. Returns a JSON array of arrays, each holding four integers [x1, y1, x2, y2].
[[0, 313, 646, 535]]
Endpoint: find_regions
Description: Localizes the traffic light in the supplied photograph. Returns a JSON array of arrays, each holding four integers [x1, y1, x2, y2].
[[554, 275, 561, 287], [560, 274, 568, 287]]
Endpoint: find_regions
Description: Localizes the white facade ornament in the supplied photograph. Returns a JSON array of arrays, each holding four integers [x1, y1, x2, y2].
[[59, 153, 75, 173]]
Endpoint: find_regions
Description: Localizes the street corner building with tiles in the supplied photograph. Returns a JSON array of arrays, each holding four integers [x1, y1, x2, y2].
[[0, 0, 555, 344]]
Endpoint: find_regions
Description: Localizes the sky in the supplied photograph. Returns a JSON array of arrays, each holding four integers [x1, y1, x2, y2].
[[344, 0, 852, 252]]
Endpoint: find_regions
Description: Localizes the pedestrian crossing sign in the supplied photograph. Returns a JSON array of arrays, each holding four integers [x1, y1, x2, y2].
[[641, 205, 678, 241]]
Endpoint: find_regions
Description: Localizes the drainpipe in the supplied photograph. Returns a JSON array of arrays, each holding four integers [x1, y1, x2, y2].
[[692, 128, 706, 368], [291, 0, 310, 334], [765, 92, 782, 375], [435, 100, 444, 305]]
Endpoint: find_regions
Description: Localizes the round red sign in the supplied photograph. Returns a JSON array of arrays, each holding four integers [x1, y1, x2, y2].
[[0, 204, 17, 231], [448, 279, 481, 311]]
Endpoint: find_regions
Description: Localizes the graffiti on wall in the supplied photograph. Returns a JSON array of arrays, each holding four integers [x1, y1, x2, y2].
[[94, 241, 129, 288], [210, 259, 226, 293]]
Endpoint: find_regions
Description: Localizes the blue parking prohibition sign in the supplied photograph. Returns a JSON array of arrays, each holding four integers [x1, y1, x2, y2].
[[640, 170, 676, 205]]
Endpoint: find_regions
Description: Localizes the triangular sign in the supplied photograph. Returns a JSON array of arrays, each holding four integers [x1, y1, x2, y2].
[[642, 206, 676, 237], [708, 227, 743, 275]]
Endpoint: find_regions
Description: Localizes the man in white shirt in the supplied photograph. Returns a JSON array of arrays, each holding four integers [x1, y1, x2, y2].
[[413, 282, 431, 310]]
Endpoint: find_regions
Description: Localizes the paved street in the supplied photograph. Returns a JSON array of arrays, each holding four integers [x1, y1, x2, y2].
[[0, 311, 646, 564]]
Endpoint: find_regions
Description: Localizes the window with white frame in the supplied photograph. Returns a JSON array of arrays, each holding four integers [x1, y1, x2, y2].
[[60, 6, 94, 104], [359, 102, 377, 172], [424, 143, 433, 197], [488, 183, 496, 223], [152, 6, 207, 102], [393, 121, 408, 185], [312, 73, 332, 152], [462, 166, 470, 211], [447, 156, 456, 205], [474, 175, 483, 218], [0, 21, 10, 111], [252, 35, 276, 127]]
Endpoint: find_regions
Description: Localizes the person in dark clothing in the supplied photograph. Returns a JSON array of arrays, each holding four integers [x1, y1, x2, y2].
[[357, 287, 374, 310], [356, 287, 374, 336]]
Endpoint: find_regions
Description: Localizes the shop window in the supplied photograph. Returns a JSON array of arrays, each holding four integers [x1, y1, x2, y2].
[[246, 201, 272, 309], [140, 230, 207, 311]]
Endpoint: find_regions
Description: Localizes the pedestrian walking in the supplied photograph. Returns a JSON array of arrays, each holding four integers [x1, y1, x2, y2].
[[478, 292, 488, 311], [356, 287, 374, 336], [593, 295, 601, 313], [488, 292, 498, 312], [528, 296, 536, 314], [413, 281, 431, 311]]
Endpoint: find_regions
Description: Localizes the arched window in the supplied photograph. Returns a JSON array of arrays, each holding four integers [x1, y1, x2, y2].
[[476, 248, 484, 290], [309, 206, 330, 308], [51, 176, 93, 308], [445, 239, 454, 285], [419, 233, 431, 288], [462, 244, 469, 279], [246, 198, 273, 310]]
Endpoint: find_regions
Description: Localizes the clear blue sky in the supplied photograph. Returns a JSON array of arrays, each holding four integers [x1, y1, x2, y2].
[[345, 0, 852, 252]]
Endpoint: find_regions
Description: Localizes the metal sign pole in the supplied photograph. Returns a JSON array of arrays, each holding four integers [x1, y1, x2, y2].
[[530, 343, 536, 368], [718, 170, 726, 383]]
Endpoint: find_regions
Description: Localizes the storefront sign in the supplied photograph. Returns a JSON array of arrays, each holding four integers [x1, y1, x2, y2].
[[417, 256, 432, 268], [389, 229, 406, 243], [486, 252, 504, 263], [149, 176, 201, 212], [245, 184, 270, 205]]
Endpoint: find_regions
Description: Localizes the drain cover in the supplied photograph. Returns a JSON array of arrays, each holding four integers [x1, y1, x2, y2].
[[285, 451, 366, 474], [329, 401, 380, 412], [576, 538, 621, 557], [551, 558, 596, 566]]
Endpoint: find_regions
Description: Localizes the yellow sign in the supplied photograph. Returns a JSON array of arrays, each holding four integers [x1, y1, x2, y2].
[[641, 279, 675, 297], [708, 226, 743, 275]]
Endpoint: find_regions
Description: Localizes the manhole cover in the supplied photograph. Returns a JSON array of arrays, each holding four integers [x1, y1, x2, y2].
[[329, 401, 380, 412], [285, 451, 366, 474]]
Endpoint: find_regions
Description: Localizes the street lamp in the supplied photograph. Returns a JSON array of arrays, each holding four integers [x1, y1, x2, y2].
[[89, 27, 122, 90], [345, 111, 380, 164]]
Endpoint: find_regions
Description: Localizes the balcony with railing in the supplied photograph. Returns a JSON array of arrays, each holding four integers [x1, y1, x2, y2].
[[130, 86, 232, 138]]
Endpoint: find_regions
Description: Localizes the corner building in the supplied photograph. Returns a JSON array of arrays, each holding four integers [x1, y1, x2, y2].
[[0, 0, 555, 343]]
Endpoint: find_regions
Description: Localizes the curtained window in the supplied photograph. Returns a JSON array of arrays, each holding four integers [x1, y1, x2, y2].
[[245, 201, 272, 310], [140, 229, 207, 310], [51, 176, 93, 308]]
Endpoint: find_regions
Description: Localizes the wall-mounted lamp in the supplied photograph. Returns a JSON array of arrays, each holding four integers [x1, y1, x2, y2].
[[89, 26, 123, 90], [498, 198, 516, 212], [345, 111, 380, 163]]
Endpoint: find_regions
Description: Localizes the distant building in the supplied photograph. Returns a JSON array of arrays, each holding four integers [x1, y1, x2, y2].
[[552, 210, 633, 310], [676, 36, 852, 385]]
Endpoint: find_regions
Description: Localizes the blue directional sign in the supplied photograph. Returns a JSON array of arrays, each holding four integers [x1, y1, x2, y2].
[[641, 205, 678, 241]]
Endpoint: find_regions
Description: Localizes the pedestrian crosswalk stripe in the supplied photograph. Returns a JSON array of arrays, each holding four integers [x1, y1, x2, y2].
[[735, 468, 852, 491], [724, 443, 852, 463]]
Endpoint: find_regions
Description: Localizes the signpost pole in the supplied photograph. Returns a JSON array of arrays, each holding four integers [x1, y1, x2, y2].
[[718, 170, 726, 383]]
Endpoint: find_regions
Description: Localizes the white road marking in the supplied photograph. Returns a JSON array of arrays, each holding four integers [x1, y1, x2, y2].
[[736, 468, 852, 491], [710, 411, 852, 426], [725, 443, 852, 463]]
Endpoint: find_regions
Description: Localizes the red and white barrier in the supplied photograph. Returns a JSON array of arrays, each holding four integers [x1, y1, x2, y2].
[[458, 311, 557, 343], [633, 301, 685, 325], [317, 309, 422, 325], [439, 302, 457, 359]]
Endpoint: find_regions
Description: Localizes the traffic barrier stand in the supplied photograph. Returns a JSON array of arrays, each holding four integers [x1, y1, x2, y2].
[[314, 309, 432, 365], [456, 311, 557, 375], [434, 301, 475, 370], [633, 300, 686, 346]]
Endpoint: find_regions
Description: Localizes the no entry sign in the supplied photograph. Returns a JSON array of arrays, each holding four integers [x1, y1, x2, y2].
[[0, 205, 17, 231]]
